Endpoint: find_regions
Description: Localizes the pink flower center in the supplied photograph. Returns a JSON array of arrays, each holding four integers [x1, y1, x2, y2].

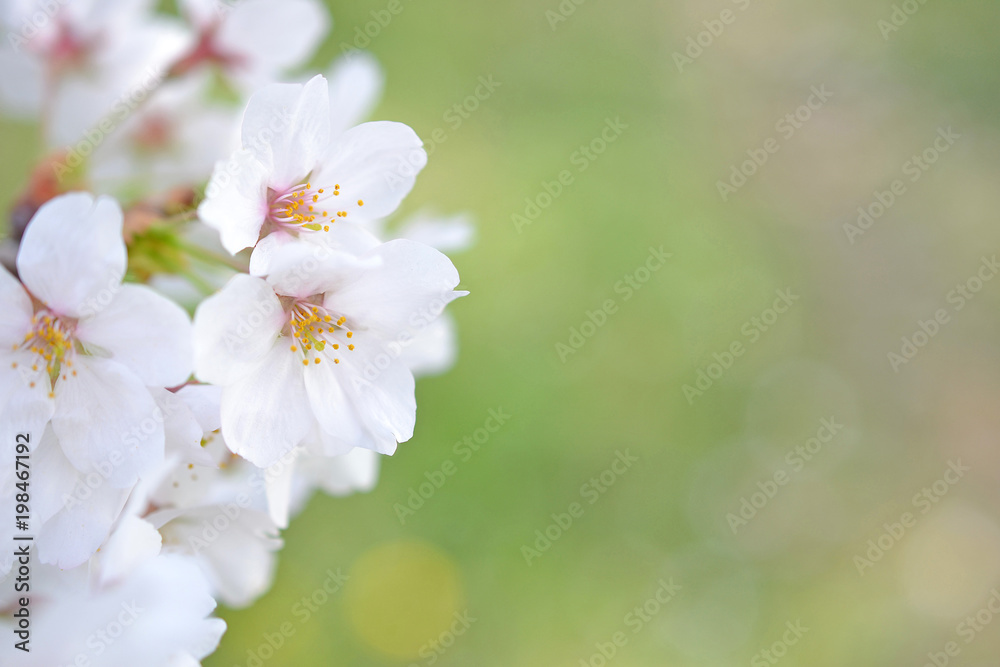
[[169, 25, 247, 77], [11, 310, 79, 395], [132, 114, 173, 151], [268, 181, 361, 236], [284, 300, 357, 367], [42, 20, 100, 76]]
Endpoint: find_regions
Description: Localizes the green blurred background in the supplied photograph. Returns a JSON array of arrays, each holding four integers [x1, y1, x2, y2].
[[5, 0, 1000, 665]]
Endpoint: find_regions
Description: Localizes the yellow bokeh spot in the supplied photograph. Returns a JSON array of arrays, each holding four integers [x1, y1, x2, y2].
[[344, 540, 464, 660]]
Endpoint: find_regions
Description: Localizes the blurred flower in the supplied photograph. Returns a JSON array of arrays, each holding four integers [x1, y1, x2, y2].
[[89, 74, 241, 198], [176, 0, 329, 90], [0, 0, 190, 148], [0, 517, 225, 666]]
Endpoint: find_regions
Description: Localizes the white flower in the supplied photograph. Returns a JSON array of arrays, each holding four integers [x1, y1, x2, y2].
[[0, 0, 190, 148], [177, 0, 329, 91], [198, 74, 427, 273], [140, 386, 284, 608], [0, 193, 193, 488], [0, 548, 225, 666], [192, 230, 465, 467], [89, 74, 241, 197]]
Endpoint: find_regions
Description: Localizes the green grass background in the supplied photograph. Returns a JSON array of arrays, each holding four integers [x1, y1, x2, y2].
[[4, 0, 1000, 665]]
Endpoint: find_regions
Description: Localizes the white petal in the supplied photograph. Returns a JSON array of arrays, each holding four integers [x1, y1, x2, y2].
[[254, 220, 382, 281], [335, 335, 416, 454], [97, 514, 163, 586], [247, 228, 296, 277], [176, 383, 223, 433], [160, 506, 281, 608], [264, 238, 380, 298], [167, 653, 204, 667], [0, 259, 32, 346], [0, 349, 55, 460], [307, 447, 380, 496], [192, 274, 284, 386], [199, 149, 270, 254], [31, 426, 77, 525], [326, 239, 465, 336], [152, 387, 215, 467], [326, 51, 384, 137], [36, 484, 131, 569], [17, 193, 126, 318], [34, 554, 227, 664], [264, 447, 300, 529], [220, 343, 313, 467], [217, 0, 329, 76], [398, 312, 459, 377], [318, 219, 384, 255], [303, 360, 367, 452], [241, 74, 330, 191], [35, 432, 131, 569], [76, 284, 194, 387], [52, 356, 164, 487], [313, 121, 426, 221]]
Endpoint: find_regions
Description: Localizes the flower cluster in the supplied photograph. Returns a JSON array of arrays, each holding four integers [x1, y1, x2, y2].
[[0, 1, 470, 663]]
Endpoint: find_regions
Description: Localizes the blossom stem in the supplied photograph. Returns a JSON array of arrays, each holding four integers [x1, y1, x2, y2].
[[170, 237, 246, 272], [159, 209, 200, 225]]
